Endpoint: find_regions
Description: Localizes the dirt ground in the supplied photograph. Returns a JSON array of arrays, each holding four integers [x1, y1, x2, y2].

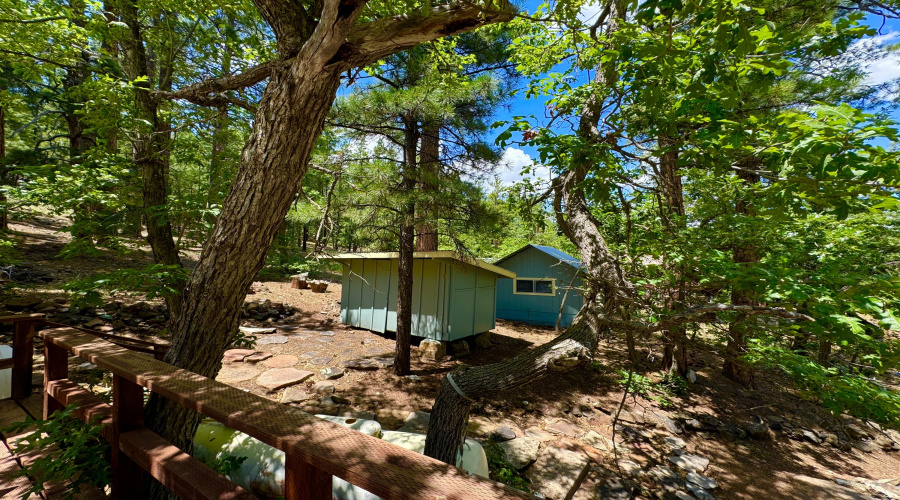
[[2, 216, 900, 499]]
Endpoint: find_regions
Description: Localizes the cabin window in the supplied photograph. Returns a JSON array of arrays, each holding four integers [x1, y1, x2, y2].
[[514, 278, 556, 296]]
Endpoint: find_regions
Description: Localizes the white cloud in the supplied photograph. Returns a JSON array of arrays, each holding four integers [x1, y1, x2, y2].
[[496, 147, 553, 187], [841, 32, 900, 87]]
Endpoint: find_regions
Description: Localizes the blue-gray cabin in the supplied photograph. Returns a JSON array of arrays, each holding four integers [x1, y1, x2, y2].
[[493, 245, 584, 327], [329, 252, 516, 342]]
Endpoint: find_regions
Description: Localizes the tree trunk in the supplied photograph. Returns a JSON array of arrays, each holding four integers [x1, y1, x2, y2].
[[301, 223, 308, 252], [415, 120, 440, 251], [658, 135, 688, 376], [0, 105, 7, 231], [395, 115, 419, 376], [817, 340, 831, 366], [144, 32, 353, 457], [722, 167, 760, 386], [118, 0, 184, 318]]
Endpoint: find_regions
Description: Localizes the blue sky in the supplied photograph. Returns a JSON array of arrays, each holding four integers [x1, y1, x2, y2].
[[490, 5, 900, 186]]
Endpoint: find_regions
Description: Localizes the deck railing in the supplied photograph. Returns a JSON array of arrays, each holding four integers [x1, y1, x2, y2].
[[1, 314, 531, 500]]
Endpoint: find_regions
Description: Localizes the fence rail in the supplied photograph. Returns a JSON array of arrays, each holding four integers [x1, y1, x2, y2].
[[1, 314, 531, 500]]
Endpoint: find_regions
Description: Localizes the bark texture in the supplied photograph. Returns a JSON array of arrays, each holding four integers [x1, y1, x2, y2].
[[395, 114, 419, 376], [415, 120, 440, 251], [658, 135, 688, 375], [0, 105, 6, 231]]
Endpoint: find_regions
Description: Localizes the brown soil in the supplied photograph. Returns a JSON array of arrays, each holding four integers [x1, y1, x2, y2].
[[2, 216, 899, 500]]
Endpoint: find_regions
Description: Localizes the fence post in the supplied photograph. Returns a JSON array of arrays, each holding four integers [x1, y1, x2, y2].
[[42, 341, 67, 419], [11, 319, 36, 400], [111, 374, 144, 499], [285, 453, 332, 500]]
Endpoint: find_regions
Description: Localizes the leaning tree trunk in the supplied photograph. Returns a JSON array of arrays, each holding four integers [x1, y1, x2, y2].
[[722, 167, 760, 386], [0, 105, 6, 231], [143, 10, 359, 457], [395, 115, 419, 376]]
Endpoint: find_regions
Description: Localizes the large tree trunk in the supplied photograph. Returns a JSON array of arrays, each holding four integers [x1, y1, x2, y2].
[[415, 119, 440, 251], [658, 135, 688, 376], [144, 2, 364, 459], [722, 167, 760, 386], [395, 115, 419, 376]]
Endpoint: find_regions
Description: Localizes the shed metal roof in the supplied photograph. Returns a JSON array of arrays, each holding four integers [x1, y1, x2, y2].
[[494, 244, 583, 270], [326, 251, 516, 278]]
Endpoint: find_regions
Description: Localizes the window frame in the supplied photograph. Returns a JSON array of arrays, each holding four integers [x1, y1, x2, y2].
[[512, 277, 557, 296]]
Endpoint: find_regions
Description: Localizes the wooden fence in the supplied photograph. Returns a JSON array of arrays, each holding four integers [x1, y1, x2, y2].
[[1, 314, 531, 500]]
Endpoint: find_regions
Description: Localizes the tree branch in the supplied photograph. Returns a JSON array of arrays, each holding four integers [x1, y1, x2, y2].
[[156, 60, 281, 105], [607, 303, 815, 335]]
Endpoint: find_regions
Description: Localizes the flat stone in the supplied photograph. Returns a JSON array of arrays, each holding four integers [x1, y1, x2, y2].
[[281, 387, 311, 403], [316, 337, 333, 344], [526, 427, 557, 442], [398, 411, 430, 433], [256, 368, 314, 390], [318, 331, 335, 336], [492, 426, 517, 442], [311, 356, 333, 365], [239, 326, 277, 335], [312, 380, 335, 394], [256, 335, 290, 345], [801, 429, 822, 445], [467, 416, 495, 437], [341, 410, 376, 420], [687, 471, 718, 490], [687, 484, 717, 500], [262, 355, 299, 368], [216, 365, 262, 383], [244, 352, 274, 363], [497, 437, 540, 470], [789, 475, 870, 500], [646, 465, 680, 485], [376, 409, 410, 430], [549, 419, 585, 438], [597, 477, 638, 500], [583, 430, 627, 453], [527, 446, 591, 500], [664, 435, 687, 450], [6, 297, 42, 311], [617, 459, 642, 477], [668, 453, 709, 473], [321, 368, 344, 380], [342, 358, 382, 370], [300, 351, 320, 358], [686, 370, 697, 383], [223, 348, 256, 363]]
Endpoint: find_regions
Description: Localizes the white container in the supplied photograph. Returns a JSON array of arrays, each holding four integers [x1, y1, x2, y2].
[[0, 345, 12, 400]]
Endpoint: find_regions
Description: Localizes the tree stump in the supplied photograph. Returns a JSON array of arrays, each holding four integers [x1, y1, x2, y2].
[[310, 281, 328, 293], [291, 273, 309, 289]]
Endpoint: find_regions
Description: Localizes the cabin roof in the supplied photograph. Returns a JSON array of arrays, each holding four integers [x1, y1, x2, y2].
[[494, 244, 583, 270], [327, 251, 516, 278]]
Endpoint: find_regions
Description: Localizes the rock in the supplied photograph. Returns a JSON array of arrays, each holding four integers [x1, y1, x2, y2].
[[376, 409, 410, 430], [312, 380, 335, 394], [801, 429, 822, 445], [75, 362, 98, 373], [527, 446, 591, 500], [342, 358, 382, 370], [466, 416, 495, 437], [718, 422, 747, 441], [243, 352, 274, 363], [222, 348, 257, 363], [262, 355, 299, 368], [341, 410, 376, 420], [664, 435, 687, 451], [6, 297, 42, 311], [449, 339, 470, 356], [597, 477, 638, 500], [281, 387, 311, 403], [852, 440, 880, 453], [668, 453, 709, 473], [320, 367, 344, 380], [84, 318, 103, 328], [332, 395, 351, 405], [527, 426, 557, 442], [654, 412, 683, 435], [686, 472, 718, 490], [492, 426, 517, 442], [645, 465, 681, 489], [417, 339, 446, 361], [744, 422, 770, 440], [311, 356, 333, 365], [255, 335, 290, 345], [216, 365, 262, 383], [239, 326, 277, 335], [318, 330, 335, 336], [549, 419, 585, 438], [301, 351, 320, 358], [256, 368, 314, 390], [316, 337, 333, 344], [398, 411, 430, 433], [875, 433, 898, 451], [686, 370, 697, 383], [497, 437, 540, 470], [846, 423, 871, 441], [617, 459, 642, 477], [474, 331, 492, 349], [687, 483, 717, 500]]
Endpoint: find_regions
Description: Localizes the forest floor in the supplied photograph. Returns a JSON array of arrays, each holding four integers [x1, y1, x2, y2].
[[2, 214, 900, 500]]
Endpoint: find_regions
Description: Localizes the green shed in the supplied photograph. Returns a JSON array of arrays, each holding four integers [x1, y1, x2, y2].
[[329, 252, 516, 341]]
